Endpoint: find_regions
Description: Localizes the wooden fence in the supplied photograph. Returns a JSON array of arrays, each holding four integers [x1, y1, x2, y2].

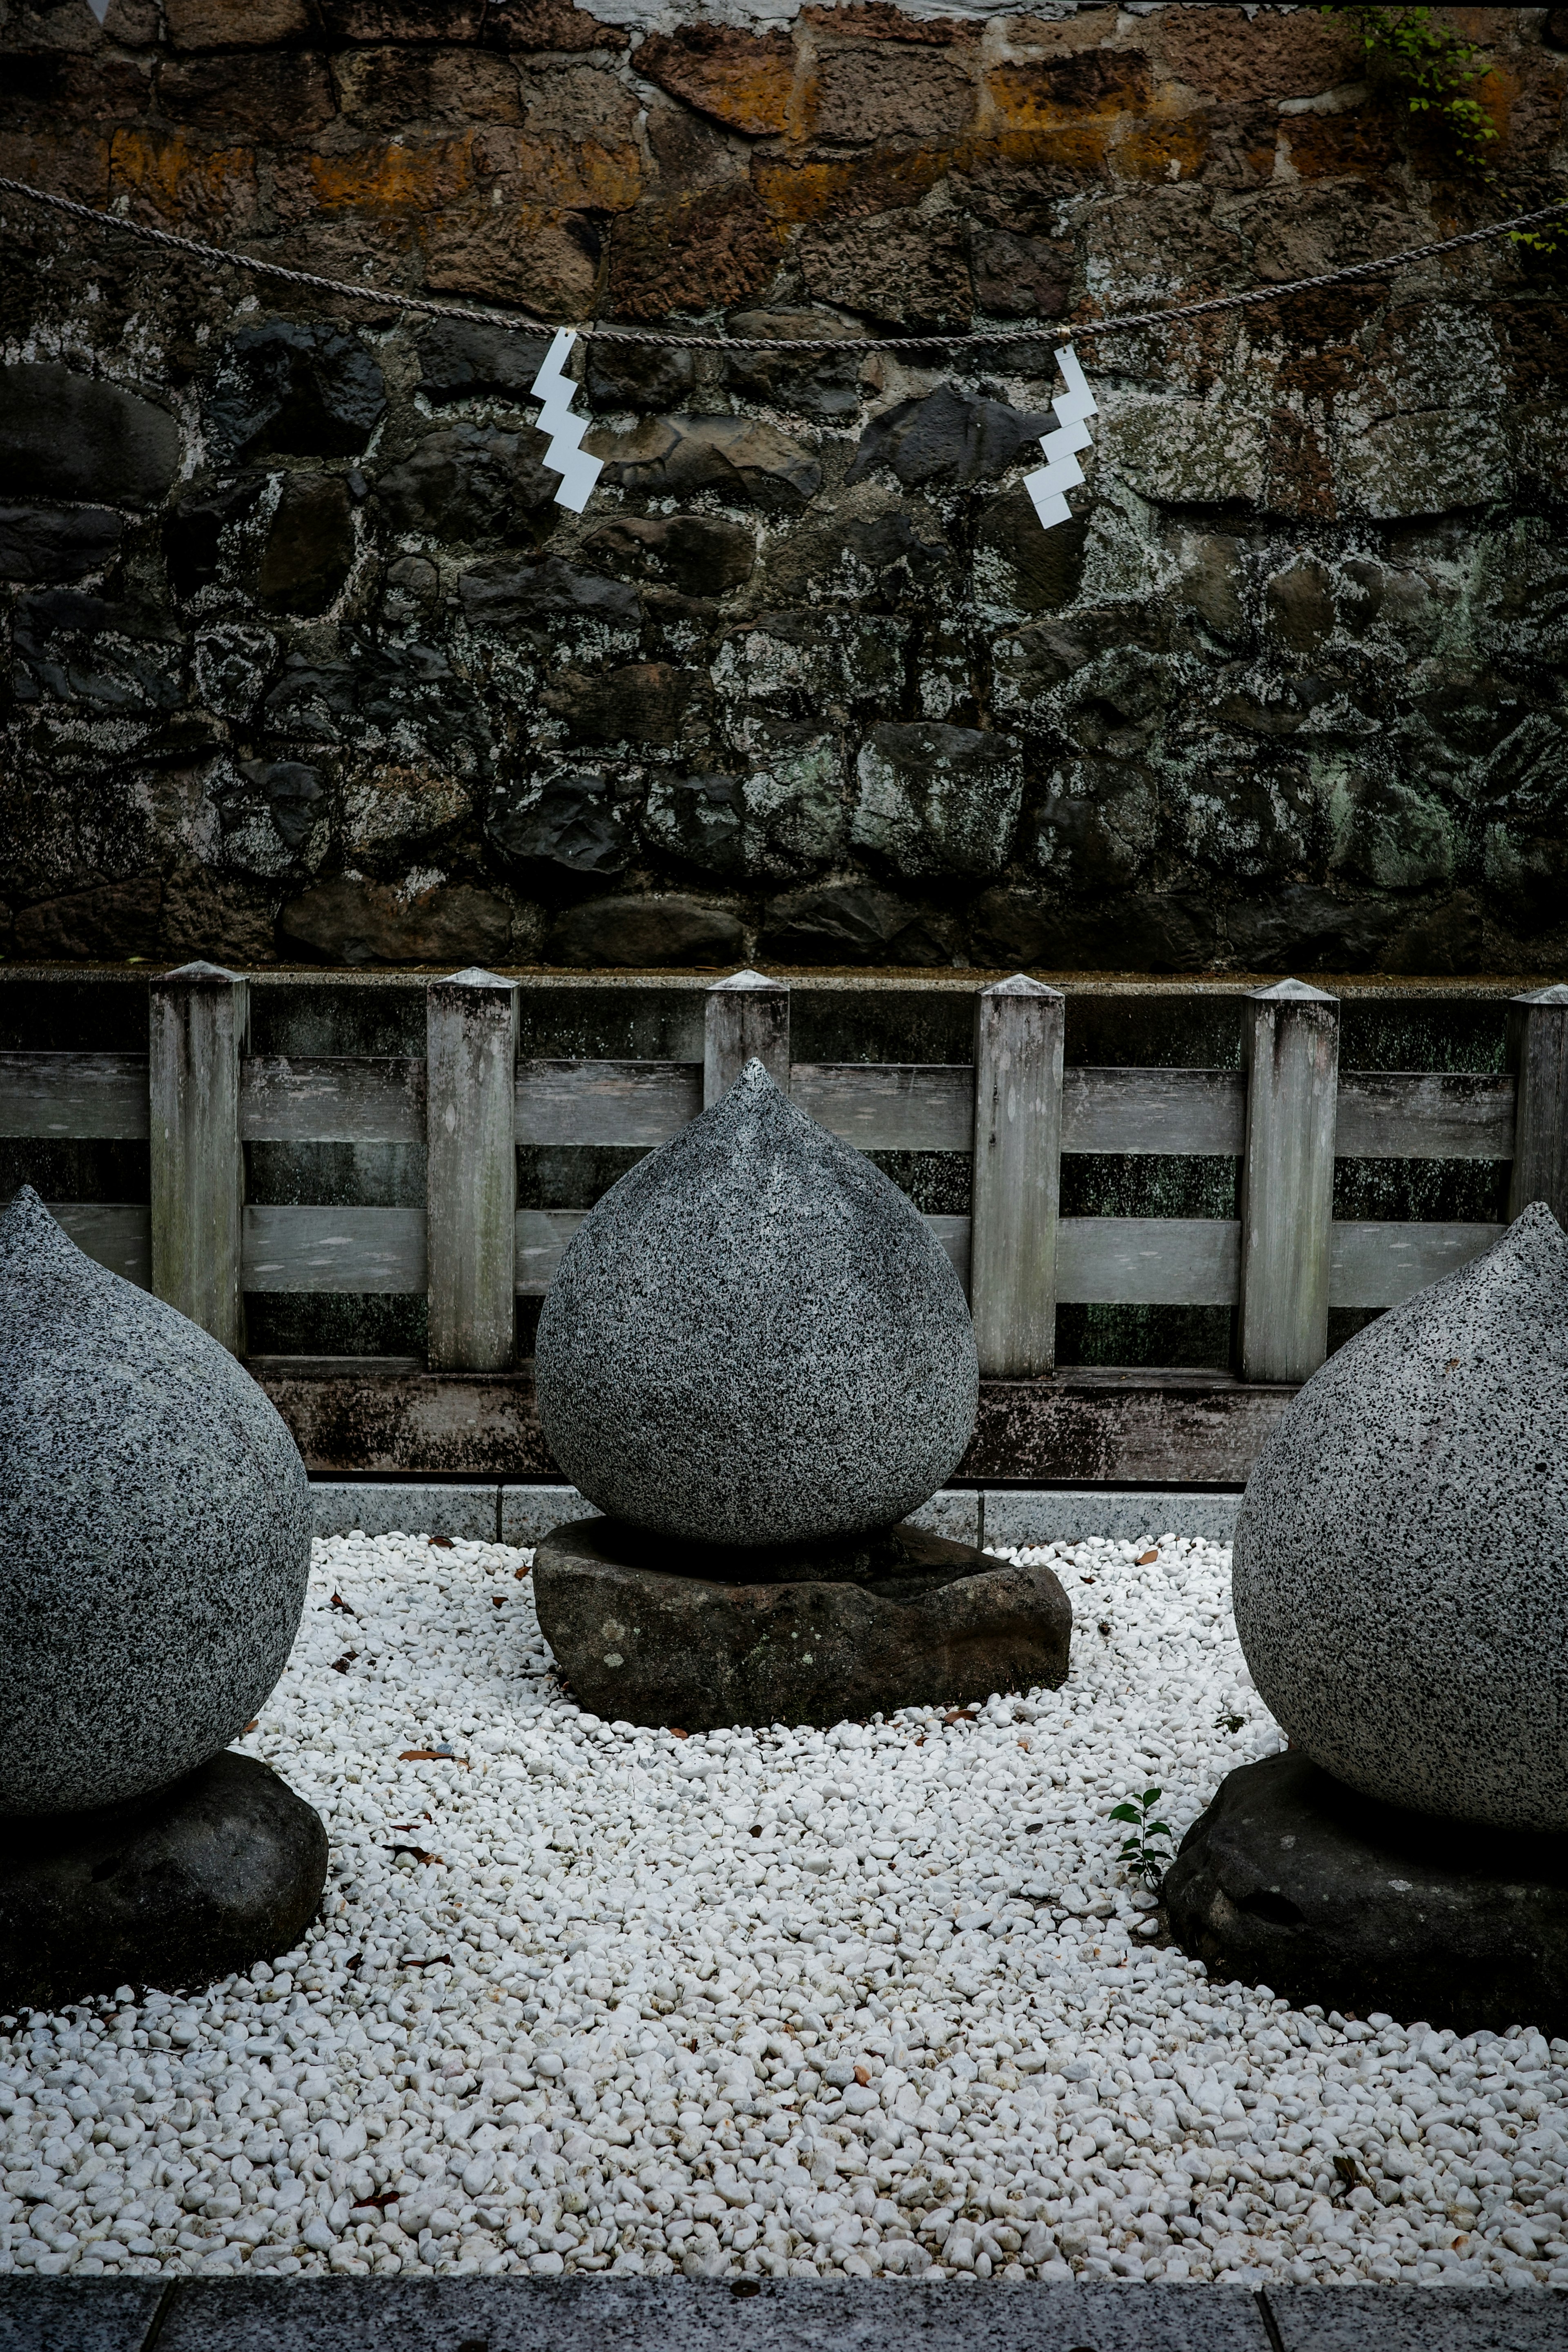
[[4, 963, 1566, 1482]]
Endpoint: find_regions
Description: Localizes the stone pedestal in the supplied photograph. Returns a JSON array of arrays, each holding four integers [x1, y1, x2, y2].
[[533, 1517, 1071, 1731], [0, 1753, 329, 2013], [1163, 1750, 1568, 2036]]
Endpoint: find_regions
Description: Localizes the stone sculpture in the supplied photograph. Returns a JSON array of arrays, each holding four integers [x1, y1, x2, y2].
[[533, 1063, 1070, 1728], [1166, 1207, 1568, 2030], [0, 1187, 326, 2004]]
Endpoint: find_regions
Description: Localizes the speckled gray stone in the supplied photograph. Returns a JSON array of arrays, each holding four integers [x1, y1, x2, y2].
[[0, 1187, 312, 1817], [534, 1060, 979, 1548], [1233, 1204, 1568, 1830]]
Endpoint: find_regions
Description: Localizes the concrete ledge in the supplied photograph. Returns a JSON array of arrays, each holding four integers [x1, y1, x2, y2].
[[310, 1485, 1240, 1550], [3, 2275, 1563, 2351], [983, 1488, 1241, 1548]]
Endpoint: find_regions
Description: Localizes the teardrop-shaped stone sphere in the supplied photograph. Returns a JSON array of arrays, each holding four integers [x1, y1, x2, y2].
[[535, 1061, 979, 1547], [1233, 1203, 1568, 1830], [0, 1187, 312, 1816]]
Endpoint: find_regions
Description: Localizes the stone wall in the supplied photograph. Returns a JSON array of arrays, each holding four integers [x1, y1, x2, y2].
[[2, 0, 1565, 975]]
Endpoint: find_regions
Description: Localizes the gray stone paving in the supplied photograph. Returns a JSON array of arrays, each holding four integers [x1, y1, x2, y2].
[[4, 2280, 1565, 2352]]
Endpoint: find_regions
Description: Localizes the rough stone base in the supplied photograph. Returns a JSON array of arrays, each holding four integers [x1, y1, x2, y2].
[[532, 1517, 1071, 1732], [0, 1752, 329, 2013], [1163, 1750, 1568, 2036]]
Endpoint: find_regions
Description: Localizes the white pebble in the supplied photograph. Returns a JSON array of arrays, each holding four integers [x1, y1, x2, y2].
[[1, 1527, 1564, 2291]]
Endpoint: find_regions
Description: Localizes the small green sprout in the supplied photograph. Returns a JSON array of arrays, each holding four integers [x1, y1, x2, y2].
[[1214, 1708, 1247, 1735], [1110, 1786, 1173, 1889]]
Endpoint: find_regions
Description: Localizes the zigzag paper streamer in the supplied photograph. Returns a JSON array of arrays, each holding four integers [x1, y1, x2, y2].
[[1023, 344, 1097, 532], [530, 327, 604, 514]]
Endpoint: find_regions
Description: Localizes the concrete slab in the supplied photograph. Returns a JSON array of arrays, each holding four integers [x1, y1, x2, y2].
[[0, 2278, 167, 2352], [151, 2277, 1274, 2352], [309, 1483, 499, 1542], [983, 1489, 1242, 1548], [1267, 2285, 1568, 2350], [500, 1485, 592, 1546], [906, 1490, 982, 1546]]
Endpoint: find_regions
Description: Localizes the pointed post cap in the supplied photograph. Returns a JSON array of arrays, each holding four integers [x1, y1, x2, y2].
[[441, 968, 514, 989], [1514, 984, 1568, 1007], [710, 969, 788, 993], [156, 961, 247, 986], [982, 972, 1065, 1000], [1248, 977, 1338, 1004]]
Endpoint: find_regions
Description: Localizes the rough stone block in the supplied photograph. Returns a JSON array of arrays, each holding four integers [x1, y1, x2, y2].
[[852, 722, 1024, 880], [582, 515, 756, 598], [257, 474, 356, 615], [458, 556, 639, 626], [416, 319, 552, 406], [374, 424, 558, 541], [849, 382, 1049, 489], [545, 895, 746, 970], [485, 765, 629, 878], [0, 365, 180, 506], [760, 882, 954, 966], [596, 415, 822, 511], [810, 46, 975, 145], [800, 213, 972, 332], [207, 322, 386, 463], [0, 504, 121, 584], [500, 1485, 591, 1546], [608, 184, 787, 321], [635, 24, 795, 137], [276, 878, 512, 967], [533, 1517, 1070, 1732]]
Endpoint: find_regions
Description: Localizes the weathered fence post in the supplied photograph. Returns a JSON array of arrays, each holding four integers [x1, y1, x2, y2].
[[149, 960, 249, 1353], [704, 969, 790, 1108], [969, 973, 1065, 1378], [1237, 978, 1339, 1384], [426, 968, 519, 1373], [1507, 983, 1568, 1227]]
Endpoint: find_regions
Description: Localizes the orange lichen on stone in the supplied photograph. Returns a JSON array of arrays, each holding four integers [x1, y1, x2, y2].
[[635, 24, 798, 140], [1116, 113, 1212, 183], [289, 137, 476, 216], [752, 142, 959, 223], [107, 128, 258, 228]]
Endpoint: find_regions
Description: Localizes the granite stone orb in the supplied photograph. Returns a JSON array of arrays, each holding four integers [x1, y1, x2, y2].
[[535, 1060, 979, 1548], [1232, 1204, 1568, 1831], [0, 1187, 313, 1817]]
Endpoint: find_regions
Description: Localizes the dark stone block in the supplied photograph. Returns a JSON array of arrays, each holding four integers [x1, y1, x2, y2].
[[257, 475, 355, 615], [163, 478, 265, 601], [848, 382, 1050, 489], [543, 660, 695, 748], [585, 338, 697, 412], [977, 491, 1088, 612], [0, 505, 121, 584], [545, 893, 745, 968], [970, 228, 1072, 321], [0, 1750, 327, 2013], [459, 557, 640, 626], [969, 887, 1221, 974], [207, 323, 386, 463], [1163, 1749, 1568, 2035], [597, 416, 821, 512], [0, 367, 181, 508], [486, 766, 630, 878], [229, 760, 325, 851], [582, 514, 755, 597], [642, 773, 746, 880], [276, 879, 512, 967], [759, 882, 958, 966], [374, 425, 557, 543], [722, 312, 866, 422], [534, 1517, 1071, 1731], [1223, 886, 1399, 973], [417, 319, 552, 405], [13, 879, 163, 963]]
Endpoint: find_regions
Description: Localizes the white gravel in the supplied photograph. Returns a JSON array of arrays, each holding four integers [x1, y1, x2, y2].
[[4, 1527, 1568, 2293]]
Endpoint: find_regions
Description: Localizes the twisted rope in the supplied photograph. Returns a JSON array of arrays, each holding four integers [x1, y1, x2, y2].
[[1, 172, 1564, 356]]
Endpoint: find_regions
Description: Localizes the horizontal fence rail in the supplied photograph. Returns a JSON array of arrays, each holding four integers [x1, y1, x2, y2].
[[5, 967, 1567, 1389]]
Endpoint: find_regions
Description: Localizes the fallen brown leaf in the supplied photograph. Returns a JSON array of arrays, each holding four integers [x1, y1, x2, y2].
[[514, 1564, 531, 1580], [1137, 1548, 1159, 1565], [242, 1720, 260, 1734], [330, 1593, 356, 1615], [429, 1536, 454, 1550], [330, 1653, 357, 1674], [853, 2064, 870, 2086], [385, 1843, 441, 1866]]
